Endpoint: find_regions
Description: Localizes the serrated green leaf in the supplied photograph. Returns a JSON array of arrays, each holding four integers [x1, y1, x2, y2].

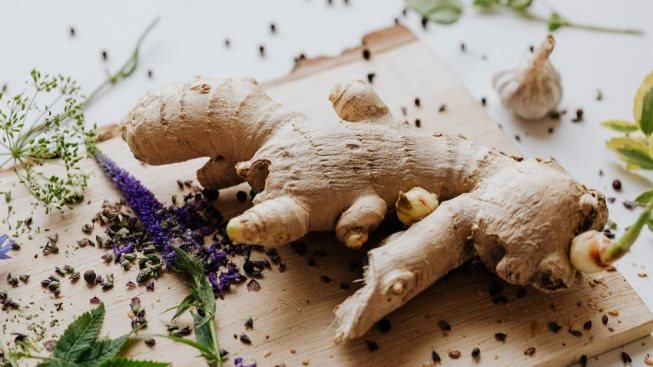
[[547, 12, 566, 32], [472, 0, 499, 9], [601, 120, 638, 133], [50, 303, 106, 362], [606, 137, 653, 170], [406, 0, 463, 25], [635, 189, 653, 204], [507, 0, 532, 11], [76, 334, 129, 367], [638, 87, 653, 136], [98, 358, 169, 367], [192, 312, 216, 358]]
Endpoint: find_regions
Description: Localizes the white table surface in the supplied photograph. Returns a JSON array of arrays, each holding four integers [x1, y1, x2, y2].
[[2, 0, 652, 365]]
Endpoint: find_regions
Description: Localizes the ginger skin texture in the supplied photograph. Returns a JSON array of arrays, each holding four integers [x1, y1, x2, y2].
[[121, 78, 608, 343]]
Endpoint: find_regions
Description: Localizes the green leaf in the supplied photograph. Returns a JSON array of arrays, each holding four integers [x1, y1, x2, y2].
[[547, 12, 566, 32], [507, 0, 532, 11], [638, 87, 653, 136], [192, 312, 216, 358], [406, 0, 463, 25], [98, 358, 170, 367], [170, 294, 196, 321], [606, 137, 653, 170], [157, 335, 215, 357], [77, 334, 129, 367], [472, 0, 499, 9], [635, 189, 653, 204], [647, 218, 653, 232], [601, 120, 639, 133], [50, 303, 106, 362]]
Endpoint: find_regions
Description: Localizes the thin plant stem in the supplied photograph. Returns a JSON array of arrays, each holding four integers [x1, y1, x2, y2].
[[209, 321, 222, 367], [83, 18, 160, 108], [510, 7, 643, 34]]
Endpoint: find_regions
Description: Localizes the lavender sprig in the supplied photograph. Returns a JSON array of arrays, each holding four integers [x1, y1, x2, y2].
[[94, 151, 222, 366], [0, 234, 14, 260]]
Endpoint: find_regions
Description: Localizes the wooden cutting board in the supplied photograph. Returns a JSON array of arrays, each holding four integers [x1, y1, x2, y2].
[[1, 25, 652, 367]]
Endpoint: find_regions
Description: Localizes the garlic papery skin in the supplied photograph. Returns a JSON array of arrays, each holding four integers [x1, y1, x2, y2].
[[493, 35, 562, 120]]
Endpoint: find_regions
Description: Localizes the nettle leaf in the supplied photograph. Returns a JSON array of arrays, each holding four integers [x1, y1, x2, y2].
[[606, 137, 653, 170], [406, 0, 463, 25], [49, 303, 106, 363], [635, 189, 653, 204], [638, 87, 653, 136], [98, 358, 169, 367], [601, 120, 638, 133], [76, 334, 130, 367], [192, 312, 216, 358], [547, 12, 566, 32], [507, 0, 532, 11]]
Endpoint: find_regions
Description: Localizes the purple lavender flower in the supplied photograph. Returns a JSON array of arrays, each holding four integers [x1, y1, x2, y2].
[[0, 234, 14, 260], [208, 263, 245, 295], [113, 241, 134, 259], [234, 357, 257, 367]]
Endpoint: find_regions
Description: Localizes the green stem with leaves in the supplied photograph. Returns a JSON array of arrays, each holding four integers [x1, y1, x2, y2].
[[603, 205, 652, 263]]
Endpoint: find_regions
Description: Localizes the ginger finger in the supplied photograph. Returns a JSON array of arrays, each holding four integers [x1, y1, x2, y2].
[[335, 195, 388, 249], [226, 196, 310, 247]]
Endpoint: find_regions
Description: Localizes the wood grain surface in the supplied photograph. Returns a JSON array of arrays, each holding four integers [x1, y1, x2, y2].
[[1, 25, 651, 367]]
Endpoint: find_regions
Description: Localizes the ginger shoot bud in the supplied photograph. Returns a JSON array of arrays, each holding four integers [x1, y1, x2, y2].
[[396, 187, 439, 226]]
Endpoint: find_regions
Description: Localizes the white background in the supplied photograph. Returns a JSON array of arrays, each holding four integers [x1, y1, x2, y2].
[[2, 0, 652, 365]]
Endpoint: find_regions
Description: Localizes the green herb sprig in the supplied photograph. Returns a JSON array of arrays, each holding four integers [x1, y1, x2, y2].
[[161, 246, 222, 367], [407, 0, 643, 34], [600, 71, 653, 256], [1, 303, 169, 367], [0, 18, 158, 213]]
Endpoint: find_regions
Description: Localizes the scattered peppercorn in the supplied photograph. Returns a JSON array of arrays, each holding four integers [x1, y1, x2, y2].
[[471, 348, 480, 359], [572, 109, 584, 122], [568, 328, 583, 337], [448, 351, 461, 359], [259, 45, 265, 57], [239, 333, 252, 344], [481, 97, 487, 106], [580, 354, 587, 367], [147, 70, 153, 79], [145, 338, 156, 347], [602, 314, 609, 325], [236, 191, 248, 202], [623, 200, 637, 210], [438, 320, 451, 332], [494, 332, 507, 342], [622, 351, 632, 363], [529, 45, 534, 52], [414, 97, 421, 107], [365, 339, 378, 351], [548, 322, 562, 333], [224, 39, 230, 48], [524, 347, 536, 356], [69, 27, 76, 37], [244, 316, 253, 329], [270, 23, 277, 34], [583, 320, 592, 330], [362, 49, 371, 60], [596, 90, 603, 101], [421, 16, 428, 29], [432, 350, 441, 363], [377, 318, 391, 333], [101, 50, 108, 61], [612, 179, 623, 191], [460, 43, 466, 52], [340, 281, 350, 290], [415, 119, 421, 128], [438, 104, 446, 112], [367, 73, 375, 83]]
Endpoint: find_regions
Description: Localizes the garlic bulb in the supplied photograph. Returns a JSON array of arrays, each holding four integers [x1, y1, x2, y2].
[[493, 35, 562, 120]]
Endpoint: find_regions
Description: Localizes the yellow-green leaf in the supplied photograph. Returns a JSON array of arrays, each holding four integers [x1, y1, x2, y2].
[[634, 71, 653, 129], [640, 87, 653, 136], [601, 120, 638, 133], [406, 0, 464, 25], [606, 137, 653, 170], [635, 189, 653, 204]]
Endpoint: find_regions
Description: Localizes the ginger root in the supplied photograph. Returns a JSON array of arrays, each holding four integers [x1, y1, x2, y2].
[[120, 78, 608, 343]]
